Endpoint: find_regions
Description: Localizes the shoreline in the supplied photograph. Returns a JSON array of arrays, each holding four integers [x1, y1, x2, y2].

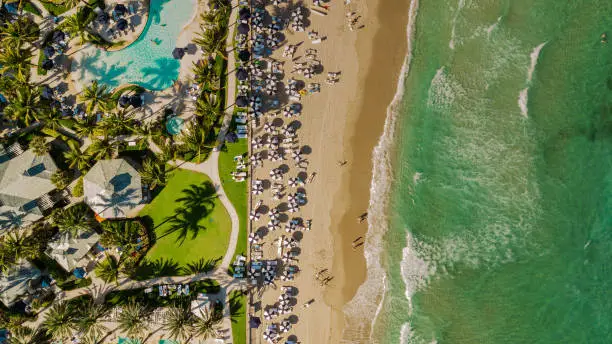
[[324, 0, 412, 341]]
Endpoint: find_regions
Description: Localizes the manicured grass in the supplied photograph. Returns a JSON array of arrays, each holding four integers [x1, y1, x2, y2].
[[139, 169, 231, 270], [229, 290, 247, 344], [218, 139, 248, 269]]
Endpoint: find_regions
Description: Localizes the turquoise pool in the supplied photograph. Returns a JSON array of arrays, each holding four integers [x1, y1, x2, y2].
[[73, 0, 196, 90]]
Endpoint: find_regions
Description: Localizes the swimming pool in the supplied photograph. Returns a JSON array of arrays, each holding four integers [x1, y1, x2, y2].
[[72, 0, 196, 91]]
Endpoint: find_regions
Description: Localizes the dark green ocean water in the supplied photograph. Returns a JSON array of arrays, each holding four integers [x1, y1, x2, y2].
[[374, 0, 612, 342]]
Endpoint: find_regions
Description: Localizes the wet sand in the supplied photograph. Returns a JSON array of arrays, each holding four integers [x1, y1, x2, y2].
[[323, 0, 411, 341]]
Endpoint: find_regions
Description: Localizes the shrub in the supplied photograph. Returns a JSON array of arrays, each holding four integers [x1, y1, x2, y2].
[[72, 176, 84, 197]]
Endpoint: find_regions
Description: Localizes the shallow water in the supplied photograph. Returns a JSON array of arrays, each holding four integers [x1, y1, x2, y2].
[[374, 0, 612, 342], [73, 0, 195, 91]]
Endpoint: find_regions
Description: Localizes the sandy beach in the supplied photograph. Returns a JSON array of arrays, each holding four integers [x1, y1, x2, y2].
[[247, 0, 411, 342]]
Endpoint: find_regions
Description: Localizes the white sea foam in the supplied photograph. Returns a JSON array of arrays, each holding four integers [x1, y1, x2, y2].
[[518, 42, 546, 117], [341, 0, 420, 342]]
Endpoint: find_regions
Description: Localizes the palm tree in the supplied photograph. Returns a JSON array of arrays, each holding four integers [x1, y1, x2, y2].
[[51, 170, 72, 190], [97, 110, 135, 137], [195, 96, 219, 128], [100, 220, 141, 251], [117, 298, 150, 339], [94, 254, 120, 286], [63, 7, 94, 45], [4, 86, 44, 126], [0, 17, 39, 47], [43, 302, 76, 341], [6, 325, 48, 344], [73, 118, 97, 138], [29, 136, 49, 156], [75, 300, 110, 340], [163, 304, 194, 341], [52, 203, 94, 237], [192, 60, 218, 87], [0, 46, 33, 76], [79, 81, 112, 114], [140, 157, 169, 190], [87, 137, 117, 160], [193, 26, 226, 58], [180, 122, 214, 163], [192, 308, 222, 340], [2, 232, 37, 261], [64, 141, 92, 171]]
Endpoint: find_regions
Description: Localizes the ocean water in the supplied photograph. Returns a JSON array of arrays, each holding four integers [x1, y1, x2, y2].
[[354, 0, 612, 343]]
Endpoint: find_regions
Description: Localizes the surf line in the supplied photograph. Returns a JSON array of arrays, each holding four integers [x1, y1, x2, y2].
[[518, 42, 547, 118]]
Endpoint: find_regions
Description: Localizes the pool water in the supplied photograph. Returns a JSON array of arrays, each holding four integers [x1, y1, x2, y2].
[[73, 0, 196, 91]]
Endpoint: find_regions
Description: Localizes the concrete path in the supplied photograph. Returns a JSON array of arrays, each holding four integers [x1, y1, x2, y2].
[[168, 150, 240, 271]]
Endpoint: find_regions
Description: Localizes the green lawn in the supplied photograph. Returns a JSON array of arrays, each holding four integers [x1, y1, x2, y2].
[[218, 139, 248, 269], [229, 290, 247, 344], [139, 169, 231, 270]]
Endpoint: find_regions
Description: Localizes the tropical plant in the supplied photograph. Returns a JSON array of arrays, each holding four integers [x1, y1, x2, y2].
[[62, 7, 95, 45], [4, 86, 44, 126], [42, 302, 76, 341], [195, 96, 219, 128], [163, 304, 194, 341], [6, 325, 48, 344], [99, 220, 142, 251], [2, 232, 38, 261], [29, 136, 49, 156], [79, 81, 112, 114], [0, 17, 40, 47], [64, 141, 92, 171], [52, 203, 94, 237], [51, 170, 72, 190], [75, 300, 109, 340], [192, 60, 218, 87], [180, 122, 214, 163], [140, 157, 169, 190], [87, 137, 117, 160], [193, 25, 226, 58], [117, 298, 150, 339], [97, 110, 136, 137], [73, 118, 97, 138], [94, 254, 121, 285], [0, 46, 33, 76], [192, 308, 222, 340], [72, 176, 84, 197]]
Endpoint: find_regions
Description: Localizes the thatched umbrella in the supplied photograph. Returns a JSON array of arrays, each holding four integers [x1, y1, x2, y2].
[[238, 50, 250, 62], [114, 4, 127, 16], [43, 46, 55, 58], [236, 96, 248, 107], [129, 94, 143, 108], [236, 68, 248, 81], [238, 23, 250, 35], [52, 31, 65, 43], [97, 12, 110, 24], [239, 7, 251, 20], [118, 95, 130, 108], [172, 47, 185, 59], [42, 59, 54, 70], [117, 18, 128, 31]]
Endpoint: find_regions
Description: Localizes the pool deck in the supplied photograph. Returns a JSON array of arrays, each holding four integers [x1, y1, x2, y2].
[[98, 0, 150, 51]]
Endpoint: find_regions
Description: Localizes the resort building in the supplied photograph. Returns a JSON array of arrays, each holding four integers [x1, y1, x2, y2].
[[83, 159, 144, 219], [0, 260, 42, 307], [46, 229, 101, 274], [0, 145, 59, 235]]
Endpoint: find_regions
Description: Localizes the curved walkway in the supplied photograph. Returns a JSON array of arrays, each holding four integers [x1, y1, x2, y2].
[[168, 150, 240, 270]]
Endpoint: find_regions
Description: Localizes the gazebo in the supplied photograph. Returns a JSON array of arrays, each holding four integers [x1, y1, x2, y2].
[[83, 159, 143, 219]]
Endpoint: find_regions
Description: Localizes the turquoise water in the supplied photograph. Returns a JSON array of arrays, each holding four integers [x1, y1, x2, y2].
[[73, 0, 196, 90], [373, 0, 612, 343]]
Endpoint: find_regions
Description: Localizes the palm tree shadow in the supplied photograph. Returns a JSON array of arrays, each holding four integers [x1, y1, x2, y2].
[[141, 58, 180, 90], [159, 181, 218, 245], [228, 292, 244, 323], [136, 257, 181, 278]]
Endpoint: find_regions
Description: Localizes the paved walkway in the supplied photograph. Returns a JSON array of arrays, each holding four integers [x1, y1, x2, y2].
[[168, 150, 240, 271]]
